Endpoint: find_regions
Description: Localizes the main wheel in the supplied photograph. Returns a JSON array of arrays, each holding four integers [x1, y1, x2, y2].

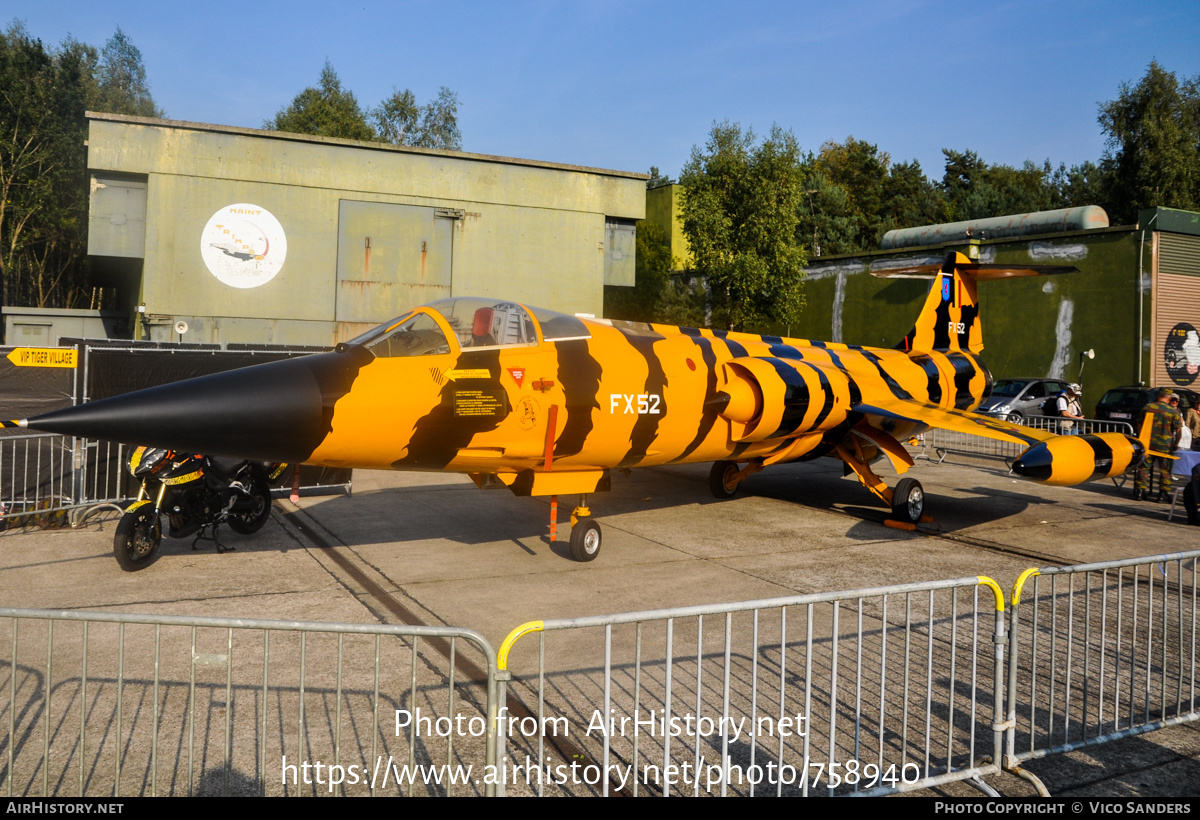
[[1006, 412, 1024, 424], [227, 484, 273, 535], [709, 461, 741, 499], [113, 504, 163, 572], [569, 518, 602, 562], [891, 477, 925, 524]]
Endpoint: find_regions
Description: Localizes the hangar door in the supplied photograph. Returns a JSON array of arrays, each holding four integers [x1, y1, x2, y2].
[[335, 201, 457, 342]]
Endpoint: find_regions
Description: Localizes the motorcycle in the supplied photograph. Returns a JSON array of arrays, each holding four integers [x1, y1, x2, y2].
[[114, 446, 288, 571]]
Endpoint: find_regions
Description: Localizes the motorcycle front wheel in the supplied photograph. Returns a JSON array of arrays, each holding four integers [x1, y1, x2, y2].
[[227, 485, 273, 535], [114, 505, 163, 572]]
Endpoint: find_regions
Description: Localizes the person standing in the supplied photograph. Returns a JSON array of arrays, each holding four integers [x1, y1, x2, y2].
[[1056, 384, 1086, 433], [1179, 397, 1200, 451], [1134, 389, 1183, 502]]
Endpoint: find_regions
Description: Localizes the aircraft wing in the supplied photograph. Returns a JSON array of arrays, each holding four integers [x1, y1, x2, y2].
[[853, 397, 1057, 447]]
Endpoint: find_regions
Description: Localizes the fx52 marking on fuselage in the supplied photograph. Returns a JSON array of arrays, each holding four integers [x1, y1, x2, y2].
[[8, 252, 1152, 565]]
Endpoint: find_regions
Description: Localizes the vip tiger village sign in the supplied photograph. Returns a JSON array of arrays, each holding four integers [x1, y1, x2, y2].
[[200, 204, 287, 289]]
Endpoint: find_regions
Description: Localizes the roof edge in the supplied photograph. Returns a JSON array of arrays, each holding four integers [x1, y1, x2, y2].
[[86, 112, 650, 181]]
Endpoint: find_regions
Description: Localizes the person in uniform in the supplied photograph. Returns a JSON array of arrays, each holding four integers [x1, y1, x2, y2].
[[1134, 388, 1183, 502]]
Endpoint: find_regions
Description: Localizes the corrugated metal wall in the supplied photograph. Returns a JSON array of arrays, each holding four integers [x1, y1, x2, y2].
[[1153, 233, 1200, 389]]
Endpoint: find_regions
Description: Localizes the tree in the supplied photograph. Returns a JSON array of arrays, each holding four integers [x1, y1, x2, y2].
[[270, 65, 464, 150], [1098, 61, 1200, 223], [603, 219, 705, 326], [679, 122, 806, 331], [646, 166, 674, 189], [941, 149, 1056, 221], [794, 139, 945, 256], [415, 86, 461, 150], [373, 85, 461, 150], [94, 27, 162, 118], [0, 24, 93, 309], [372, 88, 419, 145], [266, 61, 375, 141], [1048, 160, 1105, 210]]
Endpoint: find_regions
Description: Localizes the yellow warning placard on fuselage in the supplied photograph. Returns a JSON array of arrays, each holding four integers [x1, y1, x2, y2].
[[5, 348, 77, 368]]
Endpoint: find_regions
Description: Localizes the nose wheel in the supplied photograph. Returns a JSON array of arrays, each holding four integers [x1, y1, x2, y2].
[[549, 495, 602, 562], [569, 516, 601, 562]]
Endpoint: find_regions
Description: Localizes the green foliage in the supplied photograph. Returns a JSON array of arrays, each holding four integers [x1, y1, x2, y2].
[[604, 219, 704, 326], [408, 86, 461, 150], [269, 64, 463, 150], [1098, 61, 1200, 224], [795, 138, 945, 256], [0, 24, 95, 309], [266, 61, 375, 141], [1048, 160, 1105, 210], [0, 22, 162, 311], [646, 166, 674, 189], [941, 150, 1060, 220], [679, 122, 807, 332], [94, 27, 162, 118]]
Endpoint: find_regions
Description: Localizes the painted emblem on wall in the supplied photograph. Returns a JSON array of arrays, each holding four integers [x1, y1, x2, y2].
[[1165, 322, 1200, 386], [200, 204, 287, 289]]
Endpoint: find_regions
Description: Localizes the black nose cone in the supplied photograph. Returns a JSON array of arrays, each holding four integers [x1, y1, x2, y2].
[[24, 349, 369, 462]]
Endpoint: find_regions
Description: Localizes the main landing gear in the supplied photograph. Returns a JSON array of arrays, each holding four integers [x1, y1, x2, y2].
[[709, 460, 763, 499], [707, 451, 928, 527], [835, 443, 928, 525]]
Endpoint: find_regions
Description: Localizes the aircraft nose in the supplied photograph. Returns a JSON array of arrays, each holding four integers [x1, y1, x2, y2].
[[21, 348, 372, 462]]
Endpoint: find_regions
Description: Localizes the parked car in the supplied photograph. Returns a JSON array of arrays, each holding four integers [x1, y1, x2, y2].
[[979, 378, 1072, 422], [1093, 385, 1200, 425]]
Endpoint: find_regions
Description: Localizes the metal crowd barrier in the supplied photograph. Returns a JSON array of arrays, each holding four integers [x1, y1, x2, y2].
[[0, 434, 72, 528], [1004, 550, 1200, 795], [496, 577, 1007, 797], [0, 608, 499, 796], [0, 433, 350, 529], [917, 416, 1136, 465]]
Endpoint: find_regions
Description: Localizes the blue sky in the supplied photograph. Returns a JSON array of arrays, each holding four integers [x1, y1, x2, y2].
[[6, 1, 1199, 179]]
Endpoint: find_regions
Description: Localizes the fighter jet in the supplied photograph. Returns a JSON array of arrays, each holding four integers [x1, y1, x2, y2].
[[5, 252, 1149, 562]]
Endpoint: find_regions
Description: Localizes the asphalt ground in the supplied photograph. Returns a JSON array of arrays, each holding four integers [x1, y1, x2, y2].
[[1, 451, 1198, 797]]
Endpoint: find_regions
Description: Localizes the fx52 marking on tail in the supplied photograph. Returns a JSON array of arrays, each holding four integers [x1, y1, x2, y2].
[[9, 252, 1146, 566]]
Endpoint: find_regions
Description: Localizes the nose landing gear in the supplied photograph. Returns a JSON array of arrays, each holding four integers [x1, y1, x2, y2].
[[548, 494, 602, 562]]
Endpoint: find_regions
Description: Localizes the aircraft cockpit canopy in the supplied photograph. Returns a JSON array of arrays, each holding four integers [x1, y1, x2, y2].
[[348, 298, 592, 359], [428, 299, 539, 349], [362, 312, 451, 358]]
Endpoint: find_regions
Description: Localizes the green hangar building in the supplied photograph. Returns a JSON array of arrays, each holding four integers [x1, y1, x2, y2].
[[85, 113, 646, 347], [789, 206, 1200, 410]]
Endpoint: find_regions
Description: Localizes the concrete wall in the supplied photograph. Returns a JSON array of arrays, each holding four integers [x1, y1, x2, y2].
[[86, 114, 646, 346], [644, 183, 692, 269]]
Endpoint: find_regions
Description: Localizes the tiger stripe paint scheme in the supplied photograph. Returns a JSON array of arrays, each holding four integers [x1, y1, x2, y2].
[[9, 252, 1146, 555]]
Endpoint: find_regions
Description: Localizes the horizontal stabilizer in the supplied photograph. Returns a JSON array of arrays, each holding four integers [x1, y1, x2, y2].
[[872, 263, 1078, 280]]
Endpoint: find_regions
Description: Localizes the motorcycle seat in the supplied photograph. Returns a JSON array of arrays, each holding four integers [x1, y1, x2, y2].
[[206, 457, 247, 480]]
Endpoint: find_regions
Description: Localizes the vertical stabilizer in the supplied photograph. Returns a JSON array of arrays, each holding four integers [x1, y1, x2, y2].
[[895, 252, 982, 354], [872, 251, 1078, 355]]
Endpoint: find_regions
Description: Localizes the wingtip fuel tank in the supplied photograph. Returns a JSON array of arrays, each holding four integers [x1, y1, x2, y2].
[[1011, 433, 1146, 486]]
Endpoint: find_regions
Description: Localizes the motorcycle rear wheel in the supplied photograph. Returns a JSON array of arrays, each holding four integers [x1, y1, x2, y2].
[[228, 485, 273, 535], [114, 505, 163, 572]]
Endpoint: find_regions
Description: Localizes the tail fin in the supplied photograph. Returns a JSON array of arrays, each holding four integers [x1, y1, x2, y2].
[[872, 251, 1077, 354]]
